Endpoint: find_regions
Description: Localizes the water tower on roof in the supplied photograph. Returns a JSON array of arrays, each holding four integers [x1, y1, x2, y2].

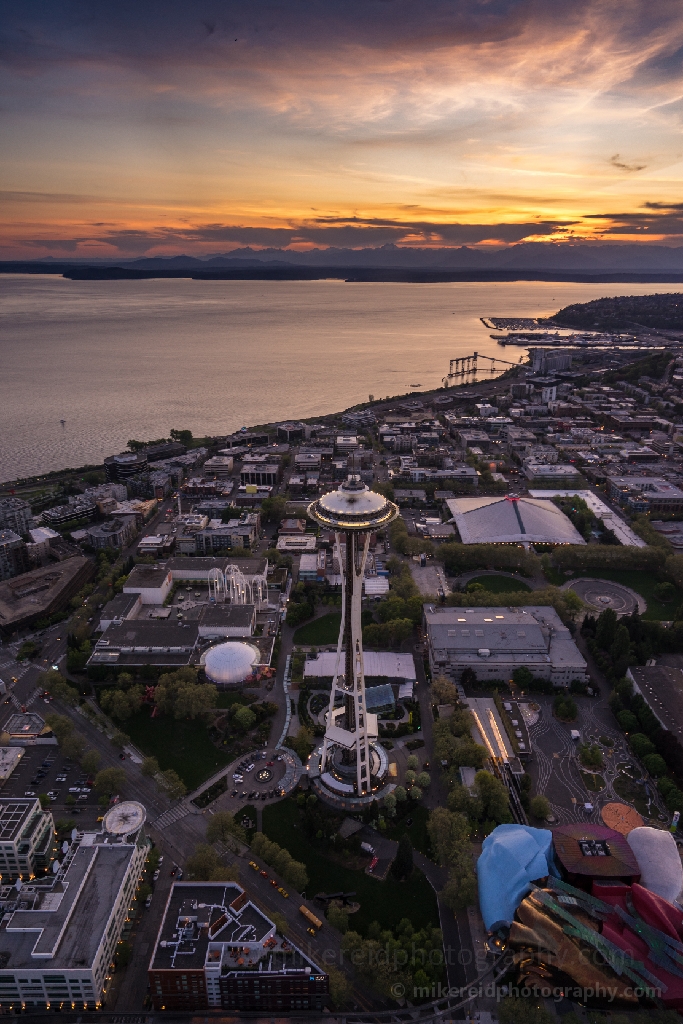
[[307, 474, 399, 798]]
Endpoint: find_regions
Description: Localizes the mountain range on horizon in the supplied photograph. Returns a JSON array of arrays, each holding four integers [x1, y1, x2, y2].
[[23, 241, 683, 273]]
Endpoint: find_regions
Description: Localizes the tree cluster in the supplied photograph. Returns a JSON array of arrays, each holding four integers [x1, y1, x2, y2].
[[250, 832, 309, 891], [341, 917, 444, 1001], [583, 607, 683, 684], [609, 678, 683, 805], [185, 844, 240, 882], [447, 770, 512, 836], [432, 711, 488, 769], [154, 668, 218, 719], [427, 807, 477, 911]]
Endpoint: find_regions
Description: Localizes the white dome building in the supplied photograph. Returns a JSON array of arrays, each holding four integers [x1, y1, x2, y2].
[[203, 641, 259, 686]]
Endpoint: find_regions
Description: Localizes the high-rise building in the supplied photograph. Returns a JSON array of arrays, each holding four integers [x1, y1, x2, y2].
[[0, 531, 28, 582], [306, 476, 399, 799]]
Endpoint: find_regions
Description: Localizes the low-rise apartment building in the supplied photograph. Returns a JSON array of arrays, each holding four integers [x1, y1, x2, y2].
[[149, 882, 328, 1012]]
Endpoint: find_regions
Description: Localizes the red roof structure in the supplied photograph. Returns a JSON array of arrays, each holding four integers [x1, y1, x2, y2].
[[552, 823, 640, 880]]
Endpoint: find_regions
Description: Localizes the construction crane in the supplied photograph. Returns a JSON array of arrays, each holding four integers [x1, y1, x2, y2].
[[442, 351, 523, 386]]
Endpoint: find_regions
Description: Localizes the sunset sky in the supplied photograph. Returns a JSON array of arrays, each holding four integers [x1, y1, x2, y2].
[[3, 0, 683, 258]]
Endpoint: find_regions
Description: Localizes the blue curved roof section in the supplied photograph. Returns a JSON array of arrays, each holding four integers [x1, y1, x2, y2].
[[477, 824, 559, 931]]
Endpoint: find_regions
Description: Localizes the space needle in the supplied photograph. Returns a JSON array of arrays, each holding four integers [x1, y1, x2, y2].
[[307, 474, 399, 800]]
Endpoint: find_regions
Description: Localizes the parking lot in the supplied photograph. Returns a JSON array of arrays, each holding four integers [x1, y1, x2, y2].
[[1, 746, 105, 828]]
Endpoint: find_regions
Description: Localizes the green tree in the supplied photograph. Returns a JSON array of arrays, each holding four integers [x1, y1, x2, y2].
[[289, 725, 314, 761], [596, 607, 618, 650], [62, 733, 87, 760], [44, 713, 74, 744], [206, 811, 246, 845], [39, 670, 79, 705], [141, 756, 160, 777], [185, 844, 240, 881], [394, 785, 407, 802], [643, 753, 667, 777], [654, 581, 677, 603], [327, 965, 352, 1009], [170, 428, 193, 446], [100, 685, 144, 721], [629, 733, 655, 758], [80, 749, 101, 775], [327, 904, 350, 933], [38, 793, 50, 808], [406, 755, 419, 771], [431, 675, 458, 705], [161, 769, 187, 799], [416, 771, 431, 789], [610, 624, 631, 662], [530, 794, 551, 820], [233, 706, 257, 732], [94, 766, 126, 796], [475, 770, 511, 823], [512, 666, 534, 690]]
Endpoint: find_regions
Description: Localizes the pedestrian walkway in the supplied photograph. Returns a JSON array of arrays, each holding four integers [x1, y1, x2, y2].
[[151, 803, 190, 829]]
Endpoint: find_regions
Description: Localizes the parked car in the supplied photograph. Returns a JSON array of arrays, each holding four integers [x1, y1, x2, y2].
[[77, 794, 88, 801], [245, 764, 255, 773], [24, 790, 35, 797], [145, 895, 152, 909], [260, 870, 268, 879], [153, 869, 160, 882]]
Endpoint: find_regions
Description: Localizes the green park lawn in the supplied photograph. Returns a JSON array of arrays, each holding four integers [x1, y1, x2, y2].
[[262, 799, 439, 935], [293, 610, 374, 646], [467, 574, 532, 594], [124, 709, 231, 790], [384, 804, 431, 857]]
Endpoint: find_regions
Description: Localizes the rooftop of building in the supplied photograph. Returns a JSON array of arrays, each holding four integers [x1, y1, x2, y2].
[[0, 828, 142, 970], [628, 665, 683, 738], [94, 619, 199, 650], [446, 495, 586, 545], [0, 556, 93, 627], [150, 882, 324, 978], [0, 798, 43, 842], [166, 556, 267, 576], [99, 592, 141, 620], [199, 604, 255, 627], [123, 564, 171, 589], [423, 604, 586, 670], [5, 713, 48, 738]]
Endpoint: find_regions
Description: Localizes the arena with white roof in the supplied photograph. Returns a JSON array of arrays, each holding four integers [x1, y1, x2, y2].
[[446, 495, 586, 547]]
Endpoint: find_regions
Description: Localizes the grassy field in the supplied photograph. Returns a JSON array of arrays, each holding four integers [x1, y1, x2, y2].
[[468, 574, 532, 594], [384, 804, 431, 856], [262, 799, 439, 935], [124, 709, 231, 790], [563, 568, 680, 620], [293, 613, 342, 645], [293, 610, 374, 646]]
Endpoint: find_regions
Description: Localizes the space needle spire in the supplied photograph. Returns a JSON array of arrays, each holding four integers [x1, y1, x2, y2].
[[307, 473, 399, 798]]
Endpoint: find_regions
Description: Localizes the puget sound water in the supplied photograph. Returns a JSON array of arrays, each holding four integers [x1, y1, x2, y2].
[[0, 275, 676, 481]]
